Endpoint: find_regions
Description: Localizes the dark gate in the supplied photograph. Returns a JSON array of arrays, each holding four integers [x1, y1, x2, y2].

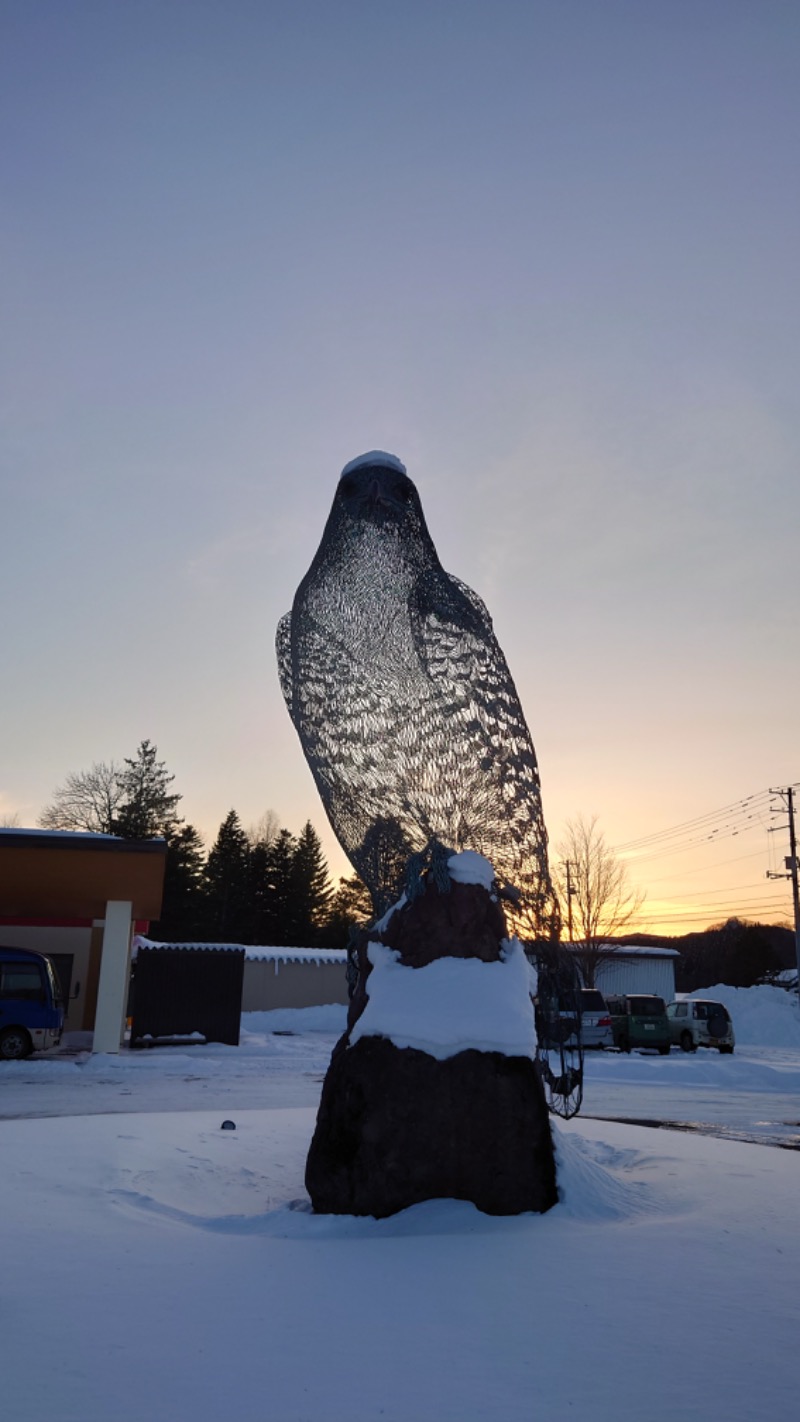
[[130, 947, 245, 1047]]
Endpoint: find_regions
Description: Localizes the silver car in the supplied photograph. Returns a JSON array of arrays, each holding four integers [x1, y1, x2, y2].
[[666, 999, 735, 1053], [579, 988, 614, 1049]]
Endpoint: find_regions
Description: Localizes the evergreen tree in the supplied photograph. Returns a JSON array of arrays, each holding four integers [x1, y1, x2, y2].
[[677, 917, 781, 991], [247, 835, 274, 944], [113, 740, 183, 840], [204, 810, 251, 941], [320, 874, 373, 947], [263, 828, 298, 944], [151, 824, 208, 941], [289, 821, 333, 945]]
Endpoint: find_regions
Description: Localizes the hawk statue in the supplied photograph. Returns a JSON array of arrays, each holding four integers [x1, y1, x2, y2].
[[277, 451, 559, 936]]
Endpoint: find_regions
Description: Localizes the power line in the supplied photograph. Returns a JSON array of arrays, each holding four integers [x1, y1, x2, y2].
[[653, 904, 790, 915], [614, 784, 800, 862], [629, 907, 791, 926], [614, 795, 767, 851], [653, 881, 785, 901], [613, 791, 771, 854], [619, 819, 767, 867], [620, 813, 769, 862], [641, 849, 768, 885], [647, 896, 790, 914]]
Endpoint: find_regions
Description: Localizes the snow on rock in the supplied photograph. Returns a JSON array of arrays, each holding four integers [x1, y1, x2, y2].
[[372, 892, 407, 933], [340, 450, 407, 477], [369, 853, 496, 937], [349, 938, 536, 1060], [446, 849, 496, 891]]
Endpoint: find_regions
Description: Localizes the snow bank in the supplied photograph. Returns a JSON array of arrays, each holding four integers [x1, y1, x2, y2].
[[552, 1126, 661, 1221], [689, 983, 800, 1047], [350, 939, 536, 1060], [242, 1004, 347, 1035], [4, 1106, 800, 1422]]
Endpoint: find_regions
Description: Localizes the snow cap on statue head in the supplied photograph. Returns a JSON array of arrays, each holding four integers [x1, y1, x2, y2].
[[339, 451, 407, 480]]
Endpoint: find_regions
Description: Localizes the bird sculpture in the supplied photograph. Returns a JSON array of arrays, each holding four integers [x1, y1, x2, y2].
[[276, 451, 559, 936]]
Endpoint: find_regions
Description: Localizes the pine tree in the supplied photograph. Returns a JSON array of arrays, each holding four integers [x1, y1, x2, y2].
[[247, 835, 273, 944], [320, 873, 373, 947], [290, 821, 333, 946], [204, 810, 251, 941], [151, 824, 208, 941], [262, 828, 298, 944], [113, 740, 183, 840]]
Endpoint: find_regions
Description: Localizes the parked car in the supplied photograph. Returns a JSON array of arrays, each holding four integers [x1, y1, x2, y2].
[[666, 999, 735, 1054], [606, 994, 671, 1054], [579, 988, 613, 1049], [0, 946, 65, 1060]]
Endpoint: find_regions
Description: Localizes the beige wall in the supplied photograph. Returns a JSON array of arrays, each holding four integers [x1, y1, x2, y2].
[[242, 959, 349, 1012], [0, 925, 92, 1032]]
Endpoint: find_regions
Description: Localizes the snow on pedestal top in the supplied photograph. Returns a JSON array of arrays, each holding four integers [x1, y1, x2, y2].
[[339, 450, 407, 478], [446, 849, 496, 891], [350, 939, 537, 1062], [374, 850, 498, 934]]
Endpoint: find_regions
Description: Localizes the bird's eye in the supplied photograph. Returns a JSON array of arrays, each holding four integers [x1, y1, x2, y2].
[[397, 479, 413, 502], [340, 477, 356, 497]]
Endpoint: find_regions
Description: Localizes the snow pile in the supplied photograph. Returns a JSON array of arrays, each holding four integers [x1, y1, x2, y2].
[[242, 1004, 347, 1035], [690, 983, 800, 1047], [447, 848, 496, 891], [349, 939, 536, 1060], [3, 1108, 800, 1422], [552, 1127, 661, 1221]]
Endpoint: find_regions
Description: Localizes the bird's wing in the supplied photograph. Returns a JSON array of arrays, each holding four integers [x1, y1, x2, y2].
[[410, 570, 535, 778], [409, 569, 556, 931], [276, 611, 293, 710]]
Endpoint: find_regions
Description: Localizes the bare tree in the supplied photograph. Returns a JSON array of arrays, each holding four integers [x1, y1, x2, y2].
[[0, 811, 21, 828], [554, 815, 645, 986], [246, 809, 280, 849], [38, 761, 124, 834]]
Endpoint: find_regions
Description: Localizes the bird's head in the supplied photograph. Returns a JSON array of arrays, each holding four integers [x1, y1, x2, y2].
[[336, 452, 423, 529]]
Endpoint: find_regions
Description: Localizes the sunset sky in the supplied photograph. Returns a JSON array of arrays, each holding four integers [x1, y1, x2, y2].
[[2, 2, 798, 934]]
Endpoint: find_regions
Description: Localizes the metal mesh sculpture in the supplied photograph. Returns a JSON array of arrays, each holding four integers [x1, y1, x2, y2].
[[276, 451, 560, 938]]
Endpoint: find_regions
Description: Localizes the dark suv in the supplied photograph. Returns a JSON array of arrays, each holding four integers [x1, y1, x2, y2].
[[606, 994, 671, 1054]]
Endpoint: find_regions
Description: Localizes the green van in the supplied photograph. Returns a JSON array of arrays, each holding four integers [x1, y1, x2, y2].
[[605, 994, 671, 1054]]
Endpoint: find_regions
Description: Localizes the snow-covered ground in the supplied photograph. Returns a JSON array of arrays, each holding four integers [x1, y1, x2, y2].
[[2, 986, 799, 1421]]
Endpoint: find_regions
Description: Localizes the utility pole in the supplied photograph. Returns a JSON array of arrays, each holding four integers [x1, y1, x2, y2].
[[563, 860, 576, 943], [767, 785, 800, 997]]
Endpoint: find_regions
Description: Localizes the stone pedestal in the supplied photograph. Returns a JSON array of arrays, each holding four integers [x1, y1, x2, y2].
[[305, 868, 557, 1217]]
